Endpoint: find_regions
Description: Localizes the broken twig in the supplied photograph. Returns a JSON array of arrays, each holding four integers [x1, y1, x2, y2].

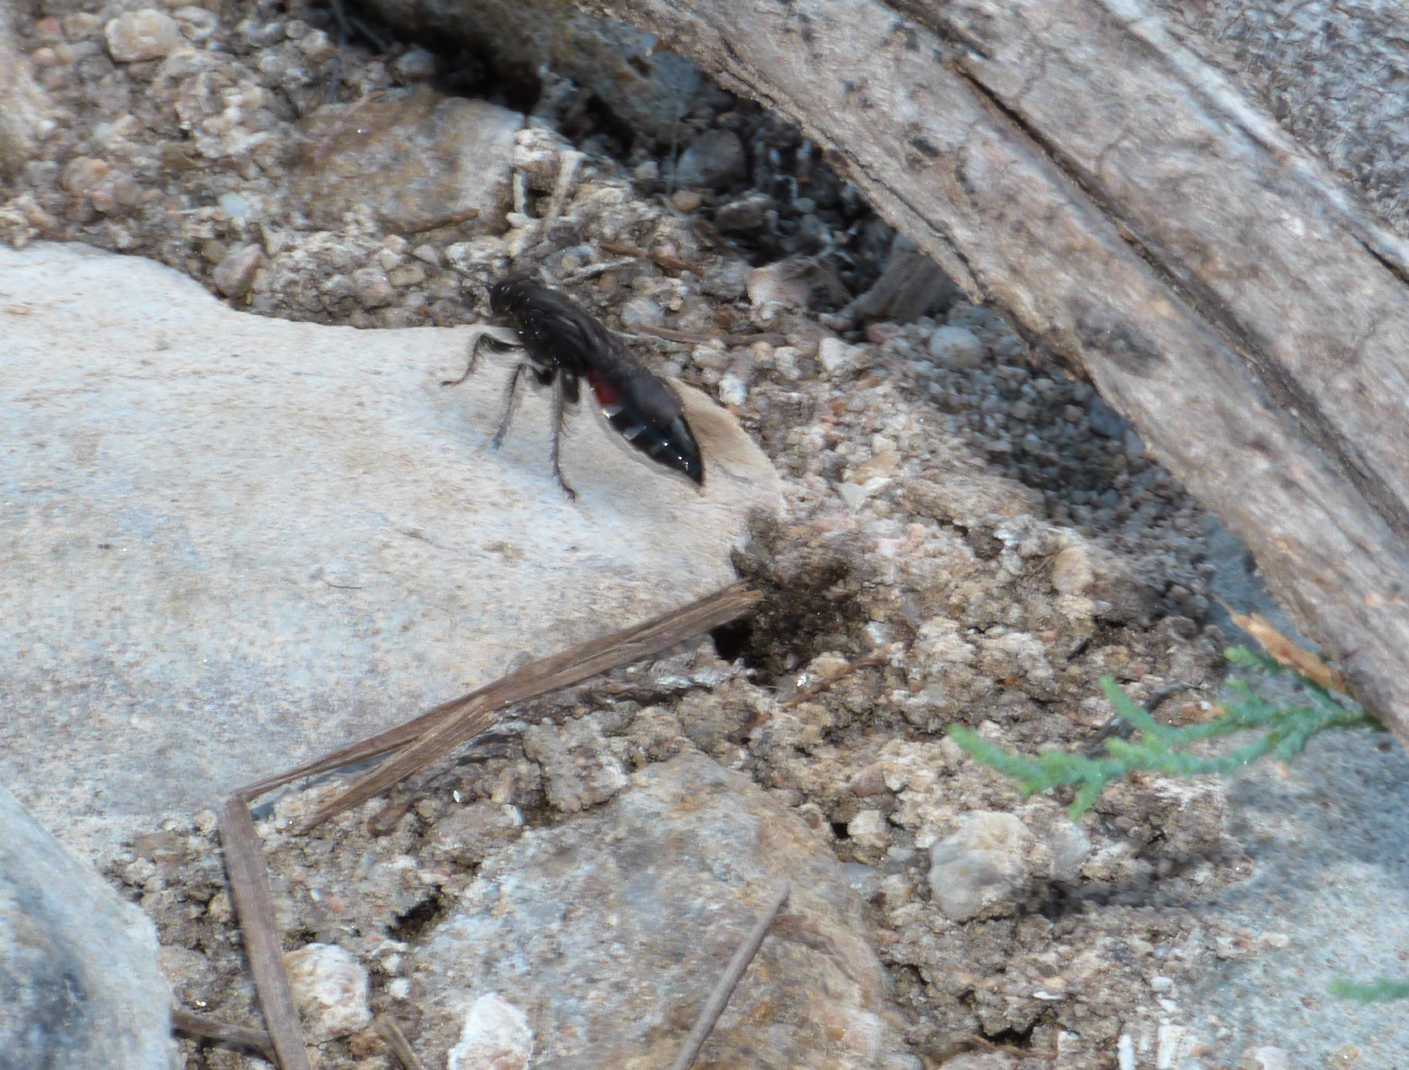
[[299, 582, 760, 828], [233, 583, 759, 826], [669, 882, 791, 1070], [374, 1014, 427, 1070], [219, 798, 311, 1070], [171, 1006, 276, 1062]]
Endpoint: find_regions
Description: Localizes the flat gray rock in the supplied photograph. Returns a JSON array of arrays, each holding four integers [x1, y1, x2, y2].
[[0, 784, 169, 1070], [0, 242, 780, 835], [418, 752, 918, 1069]]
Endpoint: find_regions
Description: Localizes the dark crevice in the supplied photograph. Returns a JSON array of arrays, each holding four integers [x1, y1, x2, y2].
[[1356, 234, 1409, 291], [710, 618, 753, 664], [387, 893, 447, 942]]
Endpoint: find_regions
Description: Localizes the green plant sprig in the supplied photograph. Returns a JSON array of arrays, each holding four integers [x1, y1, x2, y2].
[[948, 645, 1379, 820]]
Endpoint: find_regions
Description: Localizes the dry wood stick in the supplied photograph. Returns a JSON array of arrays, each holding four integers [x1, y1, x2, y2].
[[265, 583, 759, 829], [669, 882, 791, 1070], [374, 1014, 428, 1070], [238, 582, 758, 805], [302, 582, 759, 828], [219, 798, 311, 1070], [171, 1007, 277, 1062]]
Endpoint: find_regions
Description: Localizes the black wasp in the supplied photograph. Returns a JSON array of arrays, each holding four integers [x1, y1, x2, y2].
[[442, 276, 705, 500]]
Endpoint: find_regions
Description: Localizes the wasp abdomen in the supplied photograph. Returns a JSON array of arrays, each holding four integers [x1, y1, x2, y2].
[[587, 368, 704, 486]]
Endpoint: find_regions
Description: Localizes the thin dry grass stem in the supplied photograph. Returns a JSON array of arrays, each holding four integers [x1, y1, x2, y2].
[[238, 583, 758, 809], [559, 256, 638, 284], [374, 1014, 427, 1070], [219, 798, 311, 1070], [669, 882, 792, 1070], [171, 1006, 276, 1062], [290, 583, 760, 829]]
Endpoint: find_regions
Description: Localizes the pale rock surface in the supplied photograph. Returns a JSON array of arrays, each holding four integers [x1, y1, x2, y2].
[[0, 243, 781, 843], [417, 752, 918, 1069], [0, 785, 169, 1070]]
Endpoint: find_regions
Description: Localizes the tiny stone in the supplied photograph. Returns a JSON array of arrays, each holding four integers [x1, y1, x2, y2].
[[927, 325, 984, 369], [673, 128, 745, 190], [715, 193, 771, 232], [428, 801, 523, 866], [929, 811, 1033, 921], [718, 371, 748, 407], [818, 337, 869, 379], [212, 243, 263, 299], [172, 7, 219, 43], [392, 47, 437, 81], [670, 189, 703, 213], [352, 267, 395, 308], [60, 157, 110, 195], [388, 264, 427, 287], [619, 296, 664, 329], [62, 12, 103, 38], [1050, 544, 1095, 596], [1088, 394, 1126, 438], [283, 944, 371, 1041], [523, 717, 626, 813], [105, 10, 183, 62], [1239, 1047, 1292, 1070], [297, 28, 336, 62], [847, 809, 890, 851], [448, 994, 533, 1070]]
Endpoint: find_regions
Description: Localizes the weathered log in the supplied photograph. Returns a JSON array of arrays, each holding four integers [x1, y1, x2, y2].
[[566, 0, 1409, 744]]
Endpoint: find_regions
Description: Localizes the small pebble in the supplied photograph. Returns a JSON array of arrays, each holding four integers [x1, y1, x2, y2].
[[212, 243, 263, 299], [927, 325, 984, 368], [392, 47, 437, 81], [283, 944, 371, 1041], [105, 10, 183, 62]]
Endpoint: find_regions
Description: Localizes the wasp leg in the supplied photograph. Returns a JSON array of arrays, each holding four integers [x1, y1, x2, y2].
[[489, 363, 528, 449], [549, 371, 578, 501], [441, 331, 522, 387]]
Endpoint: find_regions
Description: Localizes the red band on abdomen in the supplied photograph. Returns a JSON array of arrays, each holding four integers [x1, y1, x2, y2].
[[586, 370, 621, 406]]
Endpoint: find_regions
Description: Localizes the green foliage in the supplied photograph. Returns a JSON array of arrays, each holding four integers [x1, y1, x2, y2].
[[947, 645, 1379, 820], [1329, 978, 1409, 1003], [951, 644, 1402, 1002]]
